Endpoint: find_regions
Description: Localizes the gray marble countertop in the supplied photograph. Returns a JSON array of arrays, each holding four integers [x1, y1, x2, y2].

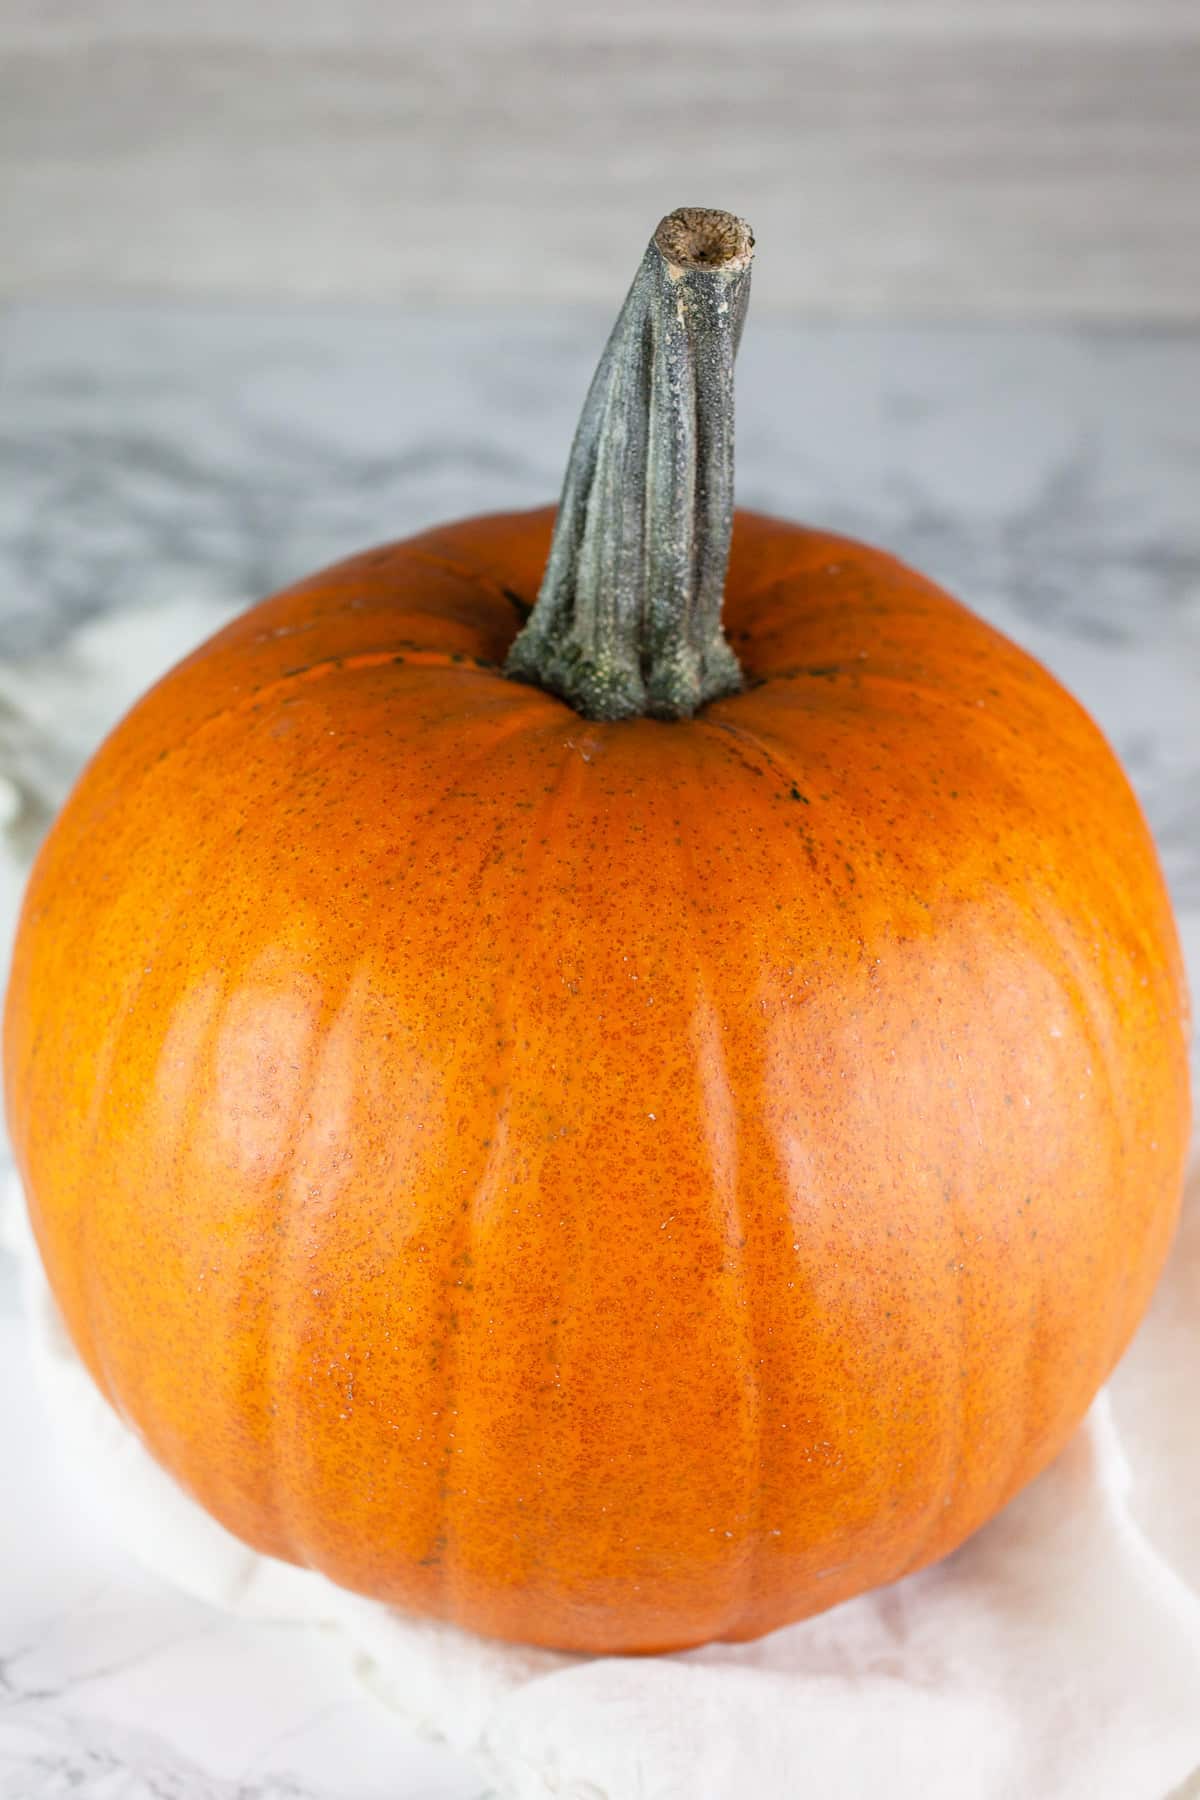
[[0, 301, 1197, 1799]]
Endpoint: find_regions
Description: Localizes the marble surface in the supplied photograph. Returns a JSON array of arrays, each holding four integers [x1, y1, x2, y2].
[[0, 300, 1197, 1798]]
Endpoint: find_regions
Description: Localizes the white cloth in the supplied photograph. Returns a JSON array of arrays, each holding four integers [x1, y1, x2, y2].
[[3, 601, 1200, 1799]]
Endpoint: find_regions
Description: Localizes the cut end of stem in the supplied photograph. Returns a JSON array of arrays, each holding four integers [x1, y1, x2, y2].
[[653, 208, 754, 275]]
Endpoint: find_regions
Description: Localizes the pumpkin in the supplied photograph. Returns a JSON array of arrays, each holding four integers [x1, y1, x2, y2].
[[3, 210, 1190, 1655]]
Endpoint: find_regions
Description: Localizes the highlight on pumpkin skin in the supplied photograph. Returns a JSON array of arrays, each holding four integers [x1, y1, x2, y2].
[[504, 207, 754, 723]]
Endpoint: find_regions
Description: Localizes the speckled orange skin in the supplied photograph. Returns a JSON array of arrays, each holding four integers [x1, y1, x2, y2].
[[3, 508, 1190, 1654]]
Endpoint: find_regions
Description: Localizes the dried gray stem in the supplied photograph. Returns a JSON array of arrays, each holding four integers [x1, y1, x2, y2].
[[505, 208, 755, 721]]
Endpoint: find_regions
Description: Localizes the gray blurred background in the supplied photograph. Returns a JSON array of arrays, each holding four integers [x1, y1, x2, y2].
[[2, 0, 1199, 318]]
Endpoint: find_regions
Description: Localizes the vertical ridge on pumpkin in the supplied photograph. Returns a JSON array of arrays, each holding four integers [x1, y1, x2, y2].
[[179, 937, 324, 1560], [75, 823, 235, 1467], [75, 996, 139, 1414], [499, 741, 594, 1635], [266, 954, 359, 1576], [913, 1174, 972, 1577], [1017, 884, 1174, 1389], [254, 956, 303, 1568], [435, 736, 585, 1633], [678, 825, 764, 1639]]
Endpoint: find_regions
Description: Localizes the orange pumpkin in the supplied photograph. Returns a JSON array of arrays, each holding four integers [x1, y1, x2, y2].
[[3, 211, 1190, 1654]]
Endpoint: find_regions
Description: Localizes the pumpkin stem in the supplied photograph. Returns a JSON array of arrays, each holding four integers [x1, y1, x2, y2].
[[505, 207, 755, 721]]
